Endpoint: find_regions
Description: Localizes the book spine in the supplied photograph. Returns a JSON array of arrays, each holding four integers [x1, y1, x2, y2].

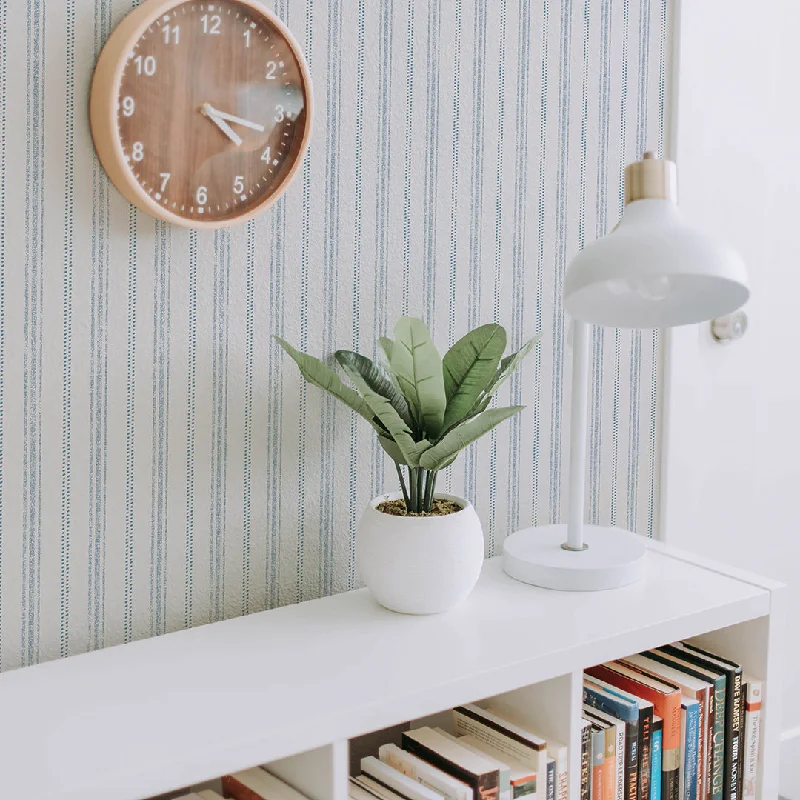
[[593, 729, 606, 800], [614, 722, 627, 800], [547, 760, 556, 800], [729, 671, 742, 800], [586, 666, 676, 800], [651, 724, 663, 800], [639, 705, 653, 800], [581, 724, 591, 800], [710, 679, 726, 800], [742, 681, 761, 800], [401, 733, 499, 800], [698, 688, 709, 800], [736, 682, 746, 800], [684, 703, 700, 800], [605, 727, 617, 800], [548, 746, 568, 800]]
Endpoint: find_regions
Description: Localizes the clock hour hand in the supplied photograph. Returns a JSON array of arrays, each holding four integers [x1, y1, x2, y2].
[[201, 103, 243, 147], [202, 104, 266, 133]]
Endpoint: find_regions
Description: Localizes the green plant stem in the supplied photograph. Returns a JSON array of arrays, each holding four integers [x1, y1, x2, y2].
[[423, 470, 437, 513], [416, 468, 425, 514], [395, 463, 410, 508], [408, 467, 418, 513]]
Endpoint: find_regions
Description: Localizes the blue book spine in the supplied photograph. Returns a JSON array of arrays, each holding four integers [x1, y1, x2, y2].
[[683, 700, 700, 800], [651, 728, 663, 800]]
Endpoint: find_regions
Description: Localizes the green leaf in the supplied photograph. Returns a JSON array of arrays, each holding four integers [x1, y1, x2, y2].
[[466, 334, 541, 418], [418, 406, 525, 471], [335, 350, 414, 428], [275, 337, 379, 429], [341, 363, 430, 467], [391, 317, 447, 438], [378, 435, 431, 467], [442, 324, 507, 430], [378, 337, 394, 366], [378, 435, 408, 465]]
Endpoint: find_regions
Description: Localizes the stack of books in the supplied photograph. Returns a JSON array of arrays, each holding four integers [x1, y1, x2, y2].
[[582, 641, 763, 800], [350, 704, 567, 800], [168, 766, 313, 800]]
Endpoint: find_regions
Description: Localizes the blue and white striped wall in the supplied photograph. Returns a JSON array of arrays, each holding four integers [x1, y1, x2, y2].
[[0, 0, 669, 670]]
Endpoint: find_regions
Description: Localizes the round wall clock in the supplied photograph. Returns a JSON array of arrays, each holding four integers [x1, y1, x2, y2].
[[90, 0, 312, 229]]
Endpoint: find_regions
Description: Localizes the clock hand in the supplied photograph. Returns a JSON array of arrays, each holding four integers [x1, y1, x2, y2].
[[201, 103, 243, 147], [202, 103, 266, 133]]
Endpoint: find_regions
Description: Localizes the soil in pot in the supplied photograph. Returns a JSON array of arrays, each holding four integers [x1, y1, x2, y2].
[[376, 498, 463, 517]]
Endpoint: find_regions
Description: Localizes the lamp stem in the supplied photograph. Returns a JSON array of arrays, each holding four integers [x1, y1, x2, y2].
[[565, 319, 589, 551]]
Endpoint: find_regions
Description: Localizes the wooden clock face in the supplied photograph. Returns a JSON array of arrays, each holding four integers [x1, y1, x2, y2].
[[97, 0, 310, 226]]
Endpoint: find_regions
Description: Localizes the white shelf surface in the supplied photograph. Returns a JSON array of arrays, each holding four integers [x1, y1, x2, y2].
[[0, 541, 773, 800]]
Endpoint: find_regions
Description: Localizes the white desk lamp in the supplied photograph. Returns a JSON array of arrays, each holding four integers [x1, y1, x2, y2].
[[502, 152, 749, 591]]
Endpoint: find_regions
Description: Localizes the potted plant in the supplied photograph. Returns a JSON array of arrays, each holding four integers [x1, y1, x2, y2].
[[277, 317, 538, 614]]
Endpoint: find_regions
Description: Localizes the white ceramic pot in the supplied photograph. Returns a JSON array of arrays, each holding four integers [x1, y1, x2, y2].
[[356, 492, 485, 615]]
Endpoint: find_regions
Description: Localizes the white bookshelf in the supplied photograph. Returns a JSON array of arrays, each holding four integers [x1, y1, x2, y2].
[[0, 540, 784, 800]]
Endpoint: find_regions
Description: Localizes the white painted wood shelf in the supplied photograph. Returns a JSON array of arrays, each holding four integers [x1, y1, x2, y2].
[[0, 540, 784, 800]]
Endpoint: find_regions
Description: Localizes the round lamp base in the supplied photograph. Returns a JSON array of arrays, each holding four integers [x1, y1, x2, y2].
[[502, 524, 648, 591]]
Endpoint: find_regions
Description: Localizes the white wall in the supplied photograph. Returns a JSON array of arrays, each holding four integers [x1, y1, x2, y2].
[[666, 0, 800, 793]]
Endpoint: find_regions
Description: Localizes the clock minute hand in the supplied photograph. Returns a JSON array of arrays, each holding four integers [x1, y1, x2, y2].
[[204, 105, 266, 133], [201, 103, 243, 147]]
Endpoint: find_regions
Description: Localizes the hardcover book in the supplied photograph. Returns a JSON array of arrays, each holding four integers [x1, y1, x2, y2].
[[592, 725, 606, 800], [647, 648, 726, 800], [581, 718, 592, 800], [651, 717, 663, 800], [221, 768, 312, 800], [626, 653, 711, 800], [455, 734, 537, 799], [379, 743, 472, 800], [584, 706, 626, 800], [682, 697, 700, 800], [586, 662, 681, 800], [741, 676, 762, 800], [584, 677, 641, 800], [402, 727, 501, 800], [666, 643, 741, 800], [362, 755, 446, 800]]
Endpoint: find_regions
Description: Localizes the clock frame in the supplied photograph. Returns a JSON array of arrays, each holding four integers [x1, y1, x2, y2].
[[89, 0, 313, 229]]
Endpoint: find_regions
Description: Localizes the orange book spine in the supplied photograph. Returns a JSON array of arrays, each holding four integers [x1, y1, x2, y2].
[[586, 664, 681, 751]]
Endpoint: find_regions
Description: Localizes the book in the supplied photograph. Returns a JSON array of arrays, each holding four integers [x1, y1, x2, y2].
[[625, 653, 711, 800], [402, 726, 501, 800], [592, 725, 606, 800], [581, 718, 592, 800], [667, 643, 741, 800], [356, 775, 410, 800], [454, 734, 537, 798], [651, 718, 663, 800], [543, 738, 568, 800], [350, 776, 393, 800], [682, 698, 700, 800], [586, 672, 655, 800], [454, 704, 550, 789], [434, 729, 509, 800], [741, 676, 761, 800], [584, 677, 641, 800], [221, 768, 311, 800], [584, 706, 625, 800], [379, 743, 472, 800], [362, 755, 446, 800], [587, 662, 682, 800], [546, 758, 555, 800], [647, 648, 727, 800]]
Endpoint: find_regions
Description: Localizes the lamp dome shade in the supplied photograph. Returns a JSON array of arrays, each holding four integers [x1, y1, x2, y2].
[[564, 198, 749, 329]]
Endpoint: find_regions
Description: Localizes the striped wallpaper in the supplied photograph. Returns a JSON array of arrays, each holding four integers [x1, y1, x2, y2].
[[0, 0, 669, 670]]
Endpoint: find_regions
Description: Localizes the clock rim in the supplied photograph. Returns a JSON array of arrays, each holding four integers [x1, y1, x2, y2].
[[89, 0, 313, 230]]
